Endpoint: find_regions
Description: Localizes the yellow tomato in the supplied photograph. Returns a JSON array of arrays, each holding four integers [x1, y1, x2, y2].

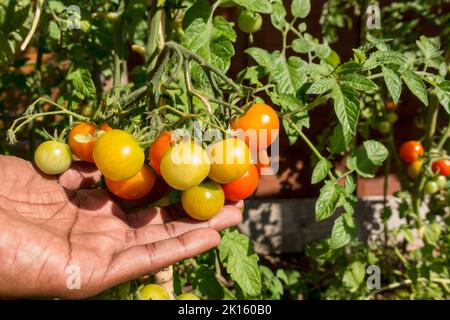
[[181, 181, 225, 221], [208, 138, 251, 184], [160, 141, 210, 190], [138, 284, 170, 300], [93, 130, 144, 181], [407, 160, 423, 180]]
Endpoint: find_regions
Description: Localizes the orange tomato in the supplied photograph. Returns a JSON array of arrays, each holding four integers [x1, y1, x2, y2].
[[407, 160, 423, 180], [232, 103, 280, 151], [68, 122, 97, 163], [386, 101, 399, 111], [222, 164, 259, 201], [399, 141, 424, 164], [149, 131, 173, 175], [105, 166, 156, 200], [100, 123, 113, 132]]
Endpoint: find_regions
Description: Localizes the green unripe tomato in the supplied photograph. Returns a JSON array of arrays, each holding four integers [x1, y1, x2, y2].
[[34, 140, 72, 175], [424, 181, 439, 195], [237, 10, 262, 34], [385, 111, 398, 124], [376, 121, 391, 134], [178, 293, 201, 300], [138, 284, 170, 300], [435, 175, 447, 191]]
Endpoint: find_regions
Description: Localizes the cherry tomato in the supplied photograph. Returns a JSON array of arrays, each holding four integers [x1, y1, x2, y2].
[[431, 159, 450, 176], [208, 138, 251, 184], [149, 131, 172, 175], [182, 181, 225, 221], [385, 111, 398, 124], [160, 141, 210, 190], [34, 140, 72, 175], [68, 122, 97, 163], [375, 121, 391, 134], [386, 101, 399, 111], [105, 166, 156, 200], [434, 175, 447, 191], [424, 181, 439, 195], [407, 160, 423, 180], [399, 141, 424, 163], [232, 103, 280, 151], [93, 130, 144, 181], [222, 164, 259, 201], [237, 10, 262, 34], [138, 284, 169, 300], [177, 293, 200, 300], [100, 123, 113, 132]]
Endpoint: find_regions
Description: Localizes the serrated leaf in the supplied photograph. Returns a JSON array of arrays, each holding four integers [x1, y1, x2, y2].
[[270, 0, 286, 31], [291, 0, 310, 18], [344, 175, 356, 194], [292, 38, 315, 53], [383, 67, 402, 103], [347, 140, 388, 178], [232, 0, 272, 13], [66, 69, 96, 99], [424, 223, 441, 246], [401, 70, 428, 106], [328, 123, 352, 154], [341, 73, 378, 91], [270, 52, 306, 94], [312, 158, 331, 184], [343, 261, 366, 292], [245, 47, 272, 68], [307, 78, 335, 94], [332, 85, 359, 135], [277, 94, 309, 145], [337, 62, 362, 74], [315, 181, 342, 221], [329, 214, 352, 249], [435, 82, 450, 114], [218, 229, 261, 297]]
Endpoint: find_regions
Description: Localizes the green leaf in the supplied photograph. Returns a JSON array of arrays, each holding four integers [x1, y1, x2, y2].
[[382, 67, 402, 103], [424, 223, 441, 246], [329, 214, 353, 249], [346, 140, 388, 178], [401, 70, 429, 106], [311, 158, 331, 184], [307, 78, 335, 94], [260, 266, 284, 299], [291, 0, 311, 18], [270, 52, 307, 94], [435, 82, 450, 114], [328, 123, 352, 154], [182, 0, 211, 29], [270, 0, 286, 31], [315, 181, 342, 221], [341, 73, 378, 91], [343, 261, 366, 292], [218, 229, 261, 297], [344, 175, 356, 194], [66, 69, 96, 99], [315, 44, 331, 59], [232, 0, 272, 13], [277, 94, 309, 144], [245, 47, 272, 68], [292, 38, 315, 53], [332, 85, 360, 135]]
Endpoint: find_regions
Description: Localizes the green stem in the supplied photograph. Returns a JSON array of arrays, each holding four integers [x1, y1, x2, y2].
[[112, 0, 126, 87], [436, 120, 450, 151]]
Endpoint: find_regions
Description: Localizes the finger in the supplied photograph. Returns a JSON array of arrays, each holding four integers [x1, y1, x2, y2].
[[58, 162, 102, 190], [106, 228, 220, 286], [126, 205, 185, 228], [130, 204, 243, 246]]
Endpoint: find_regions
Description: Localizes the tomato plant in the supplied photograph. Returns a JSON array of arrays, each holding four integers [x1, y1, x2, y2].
[[399, 141, 424, 164], [105, 166, 156, 200], [149, 131, 173, 175], [222, 164, 259, 201], [432, 159, 450, 176], [68, 122, 97, 163]]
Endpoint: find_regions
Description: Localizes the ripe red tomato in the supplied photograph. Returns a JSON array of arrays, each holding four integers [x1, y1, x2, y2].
[[432, 159, 450, 176], [208, 138, 251, 184], [181, 181, 225, 221], [149, 131, 172, 175], [105, 166, 156, 200], [68, 122, 97, 163], [232, 103, 280, 151], [222, 164, 259, 201], [399, 141, 424, 163]]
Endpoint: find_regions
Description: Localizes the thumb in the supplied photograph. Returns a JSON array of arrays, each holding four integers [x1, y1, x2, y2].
[[58, 162, 102, 190]]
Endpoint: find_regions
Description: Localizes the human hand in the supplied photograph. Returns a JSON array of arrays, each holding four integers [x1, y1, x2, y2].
[[0, 156, 242, 299]]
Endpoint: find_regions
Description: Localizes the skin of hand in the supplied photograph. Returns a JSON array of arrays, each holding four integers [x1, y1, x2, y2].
[[0, 156, 243, 299]]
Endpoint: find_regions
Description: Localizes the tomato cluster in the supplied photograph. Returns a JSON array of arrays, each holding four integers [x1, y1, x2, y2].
[[399, 140, 449, 195], [33, 103, 279, 222]]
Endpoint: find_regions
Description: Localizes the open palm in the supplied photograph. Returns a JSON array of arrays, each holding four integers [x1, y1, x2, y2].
[[0, 156, 242, 299]]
